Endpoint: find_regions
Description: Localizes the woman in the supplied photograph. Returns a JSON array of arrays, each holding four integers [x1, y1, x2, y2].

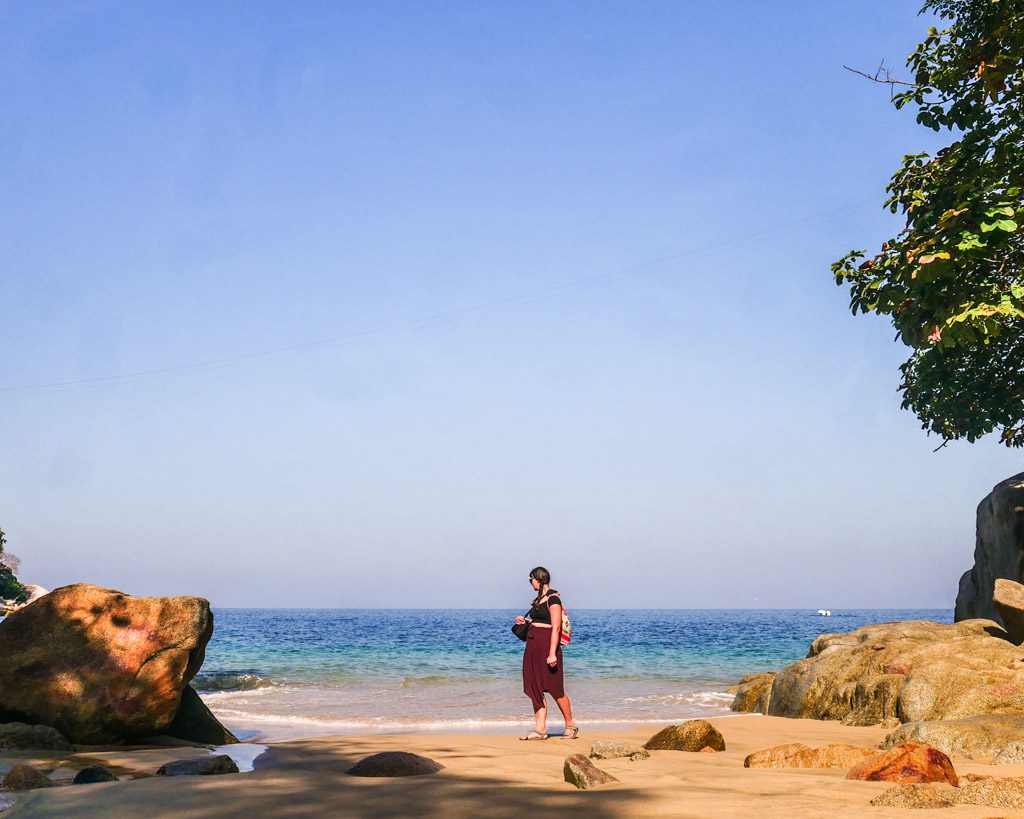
[[515, 566, 578, 740]]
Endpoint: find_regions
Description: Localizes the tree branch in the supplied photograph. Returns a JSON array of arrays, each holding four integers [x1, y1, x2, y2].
[[844, 61, 917, 89]]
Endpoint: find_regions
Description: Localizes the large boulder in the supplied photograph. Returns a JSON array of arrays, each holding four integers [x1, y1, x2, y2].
[[994, 578, 1024, 644], [847, 742, 958, 785], [882, 714, 1024, 760], [733, 618, 1024, 724], [644, 720, 725, 752], [955, 472, 1024, 623], [743, 743, 877, 769], [0, 584, 215, 744]]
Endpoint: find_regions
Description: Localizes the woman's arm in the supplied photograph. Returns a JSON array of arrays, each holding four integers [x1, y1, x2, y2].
[[546, 603, 562, 665]]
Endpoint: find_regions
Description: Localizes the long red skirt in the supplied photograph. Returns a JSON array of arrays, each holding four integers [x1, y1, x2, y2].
[[522, 625, 564, 708]]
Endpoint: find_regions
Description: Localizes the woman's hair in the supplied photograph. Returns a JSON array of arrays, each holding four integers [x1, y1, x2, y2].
[[530, 566, 551, 604]]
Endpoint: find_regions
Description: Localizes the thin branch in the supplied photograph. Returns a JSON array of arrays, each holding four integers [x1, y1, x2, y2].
[[844, 61, 917, 89]]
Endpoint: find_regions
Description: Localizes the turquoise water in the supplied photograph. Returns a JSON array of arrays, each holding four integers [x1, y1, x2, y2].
[[198, 608, 951, 740]]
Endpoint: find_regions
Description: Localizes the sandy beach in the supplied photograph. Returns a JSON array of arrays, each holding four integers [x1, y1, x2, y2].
[[5, 715, 1020, 818]]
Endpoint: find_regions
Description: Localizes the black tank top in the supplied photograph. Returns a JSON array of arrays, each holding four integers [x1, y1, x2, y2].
[[528, 591, 562, 625]]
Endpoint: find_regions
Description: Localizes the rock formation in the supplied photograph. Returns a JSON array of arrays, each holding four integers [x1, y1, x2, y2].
[[0, 584, 225, 744], [955, 472, 1024, 623], [731, 618, 1024, 724]]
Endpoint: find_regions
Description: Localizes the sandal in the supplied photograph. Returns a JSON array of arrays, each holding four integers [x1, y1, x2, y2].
[[561, 726, 579, 740], [519, 730, 548, 741]]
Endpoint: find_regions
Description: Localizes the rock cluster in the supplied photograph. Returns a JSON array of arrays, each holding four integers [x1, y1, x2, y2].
[[0, 584, 235, 745], [731, 618, 1024, 725]]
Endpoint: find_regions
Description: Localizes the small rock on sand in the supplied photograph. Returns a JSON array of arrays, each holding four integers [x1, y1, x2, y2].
[[2, 764, 52, 791], [589, 741, 649, 761], [847, 742, 958, 785], [73, 765, 118, 784], [564, 754, 617, 790], [744, 742, 876, 769], [156, 755, 240, 777], [0, 722, 73, 752], [345, 752, 444, 777], [872, 776, 1024, 809], [994, 740, 1024, 765], [644, 720, 725, 752]]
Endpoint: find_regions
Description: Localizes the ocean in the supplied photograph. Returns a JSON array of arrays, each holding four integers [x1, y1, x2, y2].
[[198, 608, 951, 741]]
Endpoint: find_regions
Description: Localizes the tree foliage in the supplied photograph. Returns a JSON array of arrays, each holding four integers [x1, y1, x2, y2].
[[832, 0, 1024, 445], [0, 528, 26, 604]]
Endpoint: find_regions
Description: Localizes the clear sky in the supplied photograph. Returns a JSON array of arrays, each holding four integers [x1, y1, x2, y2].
[[2, 1, 1020, 609]]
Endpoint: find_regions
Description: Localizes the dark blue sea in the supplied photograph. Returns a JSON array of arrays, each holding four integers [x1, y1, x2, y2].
[[197, 608, 951, 740]]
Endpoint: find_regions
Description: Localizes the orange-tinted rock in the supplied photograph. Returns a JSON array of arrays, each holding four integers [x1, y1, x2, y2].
[[0, 584, 213, 743], [846, 742, 959, 786], [644, 720, 726, 752], [744, 742, 877, 769]]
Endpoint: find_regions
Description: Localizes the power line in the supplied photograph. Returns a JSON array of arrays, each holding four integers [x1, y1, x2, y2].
[[4, 199, 876, 393]]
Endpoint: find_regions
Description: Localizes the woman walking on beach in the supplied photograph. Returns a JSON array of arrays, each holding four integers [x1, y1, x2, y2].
[[516, 566, 578, 740]]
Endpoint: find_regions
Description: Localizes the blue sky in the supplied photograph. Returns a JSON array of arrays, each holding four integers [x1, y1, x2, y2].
[[2, 1, 1020, 608]]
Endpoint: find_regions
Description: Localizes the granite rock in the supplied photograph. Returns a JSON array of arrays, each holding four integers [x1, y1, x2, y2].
[[563, 754, 618, 789], [994, 577, 1024, 645], [156, 755, 239, 777], [644, 720, 725, 752], [743, 742, 877, 769], [345, 752, 444, 777], [0, 722, 73, 752], [846, 742, 958, 785], [72, 765, 117, 784], [0, 584, 218, 744], [2, 764, 51, 791], [882, 714, 1024, 760], [733, 618, 1024, 725], [589, 741, 649, 761]]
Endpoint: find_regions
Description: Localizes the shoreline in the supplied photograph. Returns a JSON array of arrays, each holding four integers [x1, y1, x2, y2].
[[7, 715, 1019, 817]]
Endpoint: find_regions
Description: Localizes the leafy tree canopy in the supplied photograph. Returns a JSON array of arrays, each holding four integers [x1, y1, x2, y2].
[[0, 527, 26, 604], [833, 0, 1024, 445]]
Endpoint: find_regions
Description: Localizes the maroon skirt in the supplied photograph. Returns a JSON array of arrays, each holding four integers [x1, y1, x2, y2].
[[522, 624, 564, 708]]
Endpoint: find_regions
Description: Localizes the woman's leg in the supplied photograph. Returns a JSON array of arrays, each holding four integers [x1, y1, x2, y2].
[[552, 692, 575, 729], [533, 700, 547, 734]]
